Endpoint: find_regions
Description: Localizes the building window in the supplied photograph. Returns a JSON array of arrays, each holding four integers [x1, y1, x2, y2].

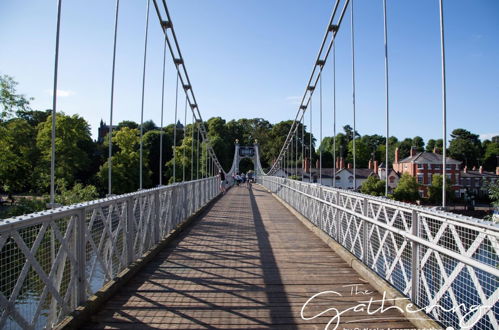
[[433, 165, 440, 170], [417, 164, 424, 169], [404, 164, 408, 169], [348, 176, 353, 183], [446, 164, 453, 170], [427, 173, 432, 184], [389, 177, 395, 183], [417, 174, 423, 184], [335, 176, 341, 181]]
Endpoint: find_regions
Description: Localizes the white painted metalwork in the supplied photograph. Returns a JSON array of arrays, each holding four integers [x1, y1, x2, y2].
[[0, 177, 219, 329], [259, 176, 499, 330]]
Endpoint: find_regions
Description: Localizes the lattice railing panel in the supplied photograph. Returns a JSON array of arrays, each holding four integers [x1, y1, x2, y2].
[[0, 177, 218, 329], [259, 176, 499, 330]]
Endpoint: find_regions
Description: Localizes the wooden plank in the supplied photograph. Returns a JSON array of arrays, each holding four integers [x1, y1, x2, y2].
[[85, 185, 415, 329]]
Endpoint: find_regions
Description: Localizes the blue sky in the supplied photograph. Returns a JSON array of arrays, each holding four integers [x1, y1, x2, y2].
[[1, 0, 498, 144]]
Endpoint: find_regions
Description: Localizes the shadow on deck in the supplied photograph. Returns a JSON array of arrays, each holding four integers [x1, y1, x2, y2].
[[83, 185, 414, 329]]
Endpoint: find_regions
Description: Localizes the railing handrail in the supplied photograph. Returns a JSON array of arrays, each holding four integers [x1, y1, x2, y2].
[[0, 176, 216, 232], [268, 177, 499, 232]]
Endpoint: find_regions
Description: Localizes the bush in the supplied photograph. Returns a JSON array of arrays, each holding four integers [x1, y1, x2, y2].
[[1, 197, 47, 218], [393, 173, 419, 202], [360, 175, 385, 196]]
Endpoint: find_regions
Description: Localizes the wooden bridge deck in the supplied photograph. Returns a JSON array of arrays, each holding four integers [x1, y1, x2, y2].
[[85, 184, 414, 329]]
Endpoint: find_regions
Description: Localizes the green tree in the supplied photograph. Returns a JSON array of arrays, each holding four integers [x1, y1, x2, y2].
[[117, 120, 139, 130], [393, 173, 420, 202], [0, 119, 38, 193], [428, 174, 453, 204], [360, 175, 386, 196], [16, 109, 51, 127], [98, 127, 152, 194], [346, 139, 370, 168], [143, 129, 174, 186], [486, 181, 498, 223], [36, 113, 93, 190], [448, 129, 482, 167], [412, 136, 425, 152], [397, 138, 414, 159], [426, 139, 443, 152], [54, 179, 98, 205], [0, 74, 32, 120], [141, 120, 157, 133], [482, 137, 499, 171]]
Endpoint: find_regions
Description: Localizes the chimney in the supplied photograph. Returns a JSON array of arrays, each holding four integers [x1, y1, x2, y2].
[[479, 166, 483, 174], [304, 158, 310, 173], [374, 160, 379, 174], [433, 147, 440, 154], [316, 159, 320, 169], [463, 166, 467, 173], [394, 147, 400, 164], [335, 157, 339, 169], [368, 160, 373, 169], [347, 163, 352, 169], [340, 157, 345, 169], [410, 147, 416, 157]]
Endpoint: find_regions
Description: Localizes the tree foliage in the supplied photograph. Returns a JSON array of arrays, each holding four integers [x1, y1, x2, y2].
[[428, 174, 453, 204], [36, 113, 93, 189], [393, 173, 420, 202], [360, 175, 386, 196], [98, 127, 151, 194], [448, 129, 483, 167], [0, 74, 32, 120]]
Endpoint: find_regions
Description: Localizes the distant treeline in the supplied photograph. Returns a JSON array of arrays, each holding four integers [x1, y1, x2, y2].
[[1, 74, 498, 198]]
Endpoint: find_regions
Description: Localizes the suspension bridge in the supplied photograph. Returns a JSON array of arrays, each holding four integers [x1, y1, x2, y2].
[[1, 0, 498, 329]]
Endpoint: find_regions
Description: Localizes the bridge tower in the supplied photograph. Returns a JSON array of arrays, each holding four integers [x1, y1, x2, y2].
[[227, 139, 265, 178]]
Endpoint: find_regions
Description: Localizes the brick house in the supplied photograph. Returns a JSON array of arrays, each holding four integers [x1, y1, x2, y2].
[[393, 147, 462, 197], [459, 166, 499, 197]]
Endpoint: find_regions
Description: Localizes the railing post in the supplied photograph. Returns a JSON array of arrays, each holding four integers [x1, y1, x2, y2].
[[154, 191, 160, 244], [336, 191, 341, 241], [75, 208, 86, 306], [411, 210, 420, 304], [362, 197, 369, 263], [126, 196, 135, 264], [319, 186, 325, 228], [170, 186, 177, 228]]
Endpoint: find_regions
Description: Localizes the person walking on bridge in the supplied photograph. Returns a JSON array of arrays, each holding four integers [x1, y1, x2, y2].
[[218, 170, 226, 194]]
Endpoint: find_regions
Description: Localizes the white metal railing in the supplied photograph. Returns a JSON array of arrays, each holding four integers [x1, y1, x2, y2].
[[0, 177, 219, 329], [259, 176, 499, 330]]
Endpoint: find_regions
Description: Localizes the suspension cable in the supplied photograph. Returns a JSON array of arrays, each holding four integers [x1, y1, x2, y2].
[[383, 0, 389, 196], [108, 0, 120, 195], [191, 114, 195, 181], [49, 0, 62, 206], [439, 0, 448, 208], [172, 74, 179, 182], [182, 95, 187, 182], [309, 97, 313, 181], [301, 113, 304, 181], [267, 0, 351, 175], [159, 19, 167, 186], [295, 123, 298, 178], [152, 0, 224, 173], [139, 0, 151, 190], [197, 125, 200, 179], [351, 0, 357, 190], [319, 69, 323, 185], [333, 43, 337, 188]]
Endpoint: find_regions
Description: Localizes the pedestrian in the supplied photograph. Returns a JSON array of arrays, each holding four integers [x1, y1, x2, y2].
[[219, 170, 226, 194]]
